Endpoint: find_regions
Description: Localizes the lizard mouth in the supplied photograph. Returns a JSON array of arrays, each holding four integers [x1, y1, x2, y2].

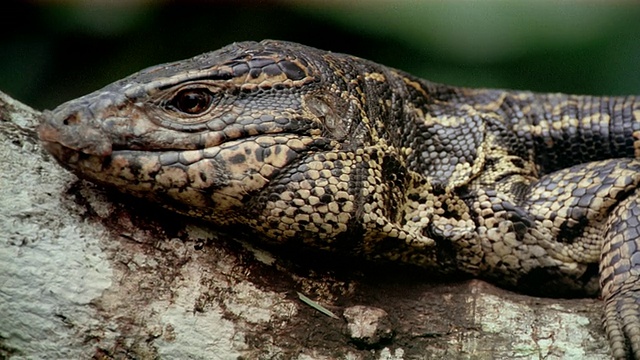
[[37, 139, 97, 173]]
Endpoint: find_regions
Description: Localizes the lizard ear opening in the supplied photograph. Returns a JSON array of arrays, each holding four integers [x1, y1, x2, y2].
[[303, 94, 351, 141]]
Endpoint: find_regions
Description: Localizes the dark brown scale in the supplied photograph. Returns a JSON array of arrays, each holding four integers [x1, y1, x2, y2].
[[247, 57, 276, 69], [230, 62, 250, 77], [262, 64, 282, 76], [278, 60, 306, 80]]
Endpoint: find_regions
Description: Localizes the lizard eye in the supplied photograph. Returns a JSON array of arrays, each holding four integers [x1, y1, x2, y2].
[[170, 88, 214, 115]]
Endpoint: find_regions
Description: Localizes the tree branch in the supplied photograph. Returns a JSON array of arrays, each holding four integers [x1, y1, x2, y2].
[[0, 91, 609, 359]]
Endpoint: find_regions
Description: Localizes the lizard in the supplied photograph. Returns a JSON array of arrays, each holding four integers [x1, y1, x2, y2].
[[37, 40, 640, 359]]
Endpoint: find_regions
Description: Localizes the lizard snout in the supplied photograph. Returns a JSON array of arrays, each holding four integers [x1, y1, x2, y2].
[[38, 105, 113, 157]]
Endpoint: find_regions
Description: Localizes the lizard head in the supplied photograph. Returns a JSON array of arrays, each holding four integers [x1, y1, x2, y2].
[[39, 40, 434, 255]]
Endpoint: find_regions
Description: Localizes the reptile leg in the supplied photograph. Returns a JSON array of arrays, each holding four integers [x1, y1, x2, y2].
[[523, 159, 640, 358], [458, 158, 640, 358], [601, 193, 640, 359]]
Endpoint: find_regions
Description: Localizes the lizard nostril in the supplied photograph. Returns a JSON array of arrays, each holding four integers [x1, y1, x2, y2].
[[62, 114, 80, 126]]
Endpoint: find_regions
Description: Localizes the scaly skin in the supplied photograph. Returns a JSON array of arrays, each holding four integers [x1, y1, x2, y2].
[[37, 40, 640, 359]]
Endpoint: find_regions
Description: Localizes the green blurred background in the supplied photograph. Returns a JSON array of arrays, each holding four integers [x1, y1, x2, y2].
[[1, 0, 639, 111]]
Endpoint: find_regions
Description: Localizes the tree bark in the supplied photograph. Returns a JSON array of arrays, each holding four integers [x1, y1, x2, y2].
[[0, 90, 610, 359]]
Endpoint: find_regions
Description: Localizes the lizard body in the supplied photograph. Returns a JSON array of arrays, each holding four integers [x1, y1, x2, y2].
[[38, 40, 640, 359]]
